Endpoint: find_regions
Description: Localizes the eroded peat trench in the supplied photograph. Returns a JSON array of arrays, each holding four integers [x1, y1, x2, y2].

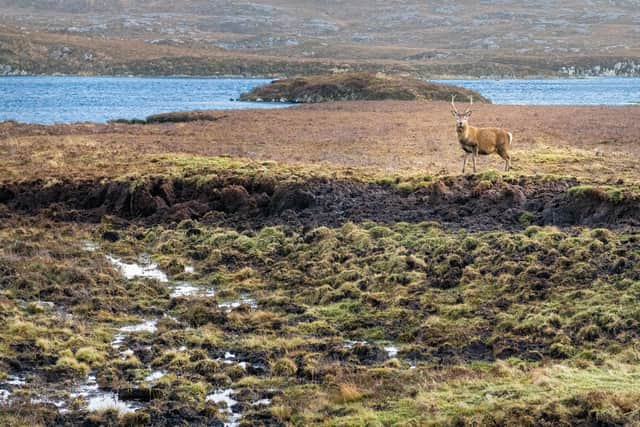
[[1, 173, 640, 231]]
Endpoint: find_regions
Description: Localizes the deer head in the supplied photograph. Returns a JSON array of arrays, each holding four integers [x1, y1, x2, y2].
[[451, 95, 473, 131]]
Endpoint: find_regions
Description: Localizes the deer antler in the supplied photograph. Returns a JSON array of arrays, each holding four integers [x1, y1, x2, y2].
[[464, 96, 473, 114], [451, 95, 459, 113]]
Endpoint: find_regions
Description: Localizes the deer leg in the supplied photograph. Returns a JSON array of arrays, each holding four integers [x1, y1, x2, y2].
[[462, 153, 468, 174], [472, 147, 478, 173], [502, 151, 511, 172]]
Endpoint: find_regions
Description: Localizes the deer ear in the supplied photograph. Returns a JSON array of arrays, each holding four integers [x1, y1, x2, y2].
[[451, 110, 457, 117], [466, 111, 473, 118]]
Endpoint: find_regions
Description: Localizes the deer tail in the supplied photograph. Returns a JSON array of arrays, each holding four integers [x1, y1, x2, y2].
[[507, 132, 513, 145]]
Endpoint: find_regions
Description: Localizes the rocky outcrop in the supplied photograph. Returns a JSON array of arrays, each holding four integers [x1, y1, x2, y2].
[[559, 60, 640, 77], [0, 63, 28, 76]]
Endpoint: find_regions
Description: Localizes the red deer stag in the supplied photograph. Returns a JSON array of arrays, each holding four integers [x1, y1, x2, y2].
[[451, 95, 512, 173]]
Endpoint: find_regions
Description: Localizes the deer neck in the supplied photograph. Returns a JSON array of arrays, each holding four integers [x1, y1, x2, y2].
[[457, 124, 472, 141]]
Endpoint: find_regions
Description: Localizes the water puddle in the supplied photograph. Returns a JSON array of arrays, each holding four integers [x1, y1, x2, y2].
[[87, 242, 266, 423], [341, 340, 367, 349], [144, 371, 165, 384], [71, 374, 141, 415], [112, 318, 159, 352], [342, 340, 408, 364], [205, 354, 274, 426], [218, 296, 258, 312], [1, 375, 67, 410], [30, 397, 67, 410], [89, 243, 258, 307], [206, 388, 241, 427], [82, 241, 99, 252], [220, 352, 248, 369], [6, 374, 26, 386], [170, 282, 215, 299], [0, 374, 26, 406], [118, 319, 159, 334], [384, 345, 399, 358], [107, 255, 169, 283], [106, 252, 214, 299]]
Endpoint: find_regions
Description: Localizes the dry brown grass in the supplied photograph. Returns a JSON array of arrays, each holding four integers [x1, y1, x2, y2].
[[335, 383, 364, 403], [1, 101, 639, 185]]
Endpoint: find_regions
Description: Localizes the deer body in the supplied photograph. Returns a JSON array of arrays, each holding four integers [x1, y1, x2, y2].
[[451, 96, 512, 173]]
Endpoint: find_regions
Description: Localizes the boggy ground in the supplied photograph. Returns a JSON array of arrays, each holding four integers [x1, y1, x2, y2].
[[2, 215, 640, 426], [1, 102, 640, 426]]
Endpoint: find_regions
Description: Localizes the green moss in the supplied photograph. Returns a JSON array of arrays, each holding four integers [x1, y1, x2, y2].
[[519, 211, 535, 225], [476, 169, 502, 183], [568, 185, 626, 202]]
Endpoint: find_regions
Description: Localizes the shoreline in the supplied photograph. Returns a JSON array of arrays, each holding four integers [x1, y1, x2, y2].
[[2, 100, 639, 126], [2, 73, 640, 81]]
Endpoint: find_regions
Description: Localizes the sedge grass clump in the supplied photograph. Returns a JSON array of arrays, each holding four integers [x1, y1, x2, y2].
[[154, 350, 191, 372], [54, 351, 90, 377], [75, 346, 106, 365], [577, 324, 601, 342], [255, 226, 287, 253], [228, 309, 285, 333], [335, 383, 364, 403], [175, 380, 208, 404], [271, 404, 293, 422], [178, 300, 226, 328], [342, 228, 372, 254], [297, 320, 338, 337], [272, 357, 298, 377]]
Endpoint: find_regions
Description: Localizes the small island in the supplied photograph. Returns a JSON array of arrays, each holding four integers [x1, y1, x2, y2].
[[239, 72, 490, 104]]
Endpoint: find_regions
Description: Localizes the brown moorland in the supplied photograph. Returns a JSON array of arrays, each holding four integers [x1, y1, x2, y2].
[[1, 101, 639, 183]]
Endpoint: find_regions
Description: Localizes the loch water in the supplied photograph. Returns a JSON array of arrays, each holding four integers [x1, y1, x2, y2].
[[1, 76, 638, 124]]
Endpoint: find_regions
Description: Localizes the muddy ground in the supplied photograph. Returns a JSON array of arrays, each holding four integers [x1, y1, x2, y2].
[[1, 174, 639, 231], [1, 102, 640, 426]]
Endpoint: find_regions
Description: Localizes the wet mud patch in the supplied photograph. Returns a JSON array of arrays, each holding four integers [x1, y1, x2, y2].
[[2, 174, 640, 230]]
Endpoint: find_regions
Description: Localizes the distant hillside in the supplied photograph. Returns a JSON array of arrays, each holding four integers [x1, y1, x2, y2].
[[0, 0, 639, 77], [239, 73, 490, 103]]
